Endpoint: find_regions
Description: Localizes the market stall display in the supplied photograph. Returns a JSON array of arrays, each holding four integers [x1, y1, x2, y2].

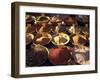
[[26, 13, 90, 67]]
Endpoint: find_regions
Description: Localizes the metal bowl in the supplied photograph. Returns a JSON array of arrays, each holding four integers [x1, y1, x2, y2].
[[71, 45, 89, 65], [52, 33, 70, 46], [26, 33, 34, 45], [33, 32, 52, 45], [36, 16, 50, 24]]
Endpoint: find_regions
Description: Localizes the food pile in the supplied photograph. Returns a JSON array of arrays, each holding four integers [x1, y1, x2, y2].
[[26, 13, 89, 67]]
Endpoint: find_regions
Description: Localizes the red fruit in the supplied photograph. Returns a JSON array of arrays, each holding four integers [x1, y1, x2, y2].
[[48, 47, 71, 65]]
